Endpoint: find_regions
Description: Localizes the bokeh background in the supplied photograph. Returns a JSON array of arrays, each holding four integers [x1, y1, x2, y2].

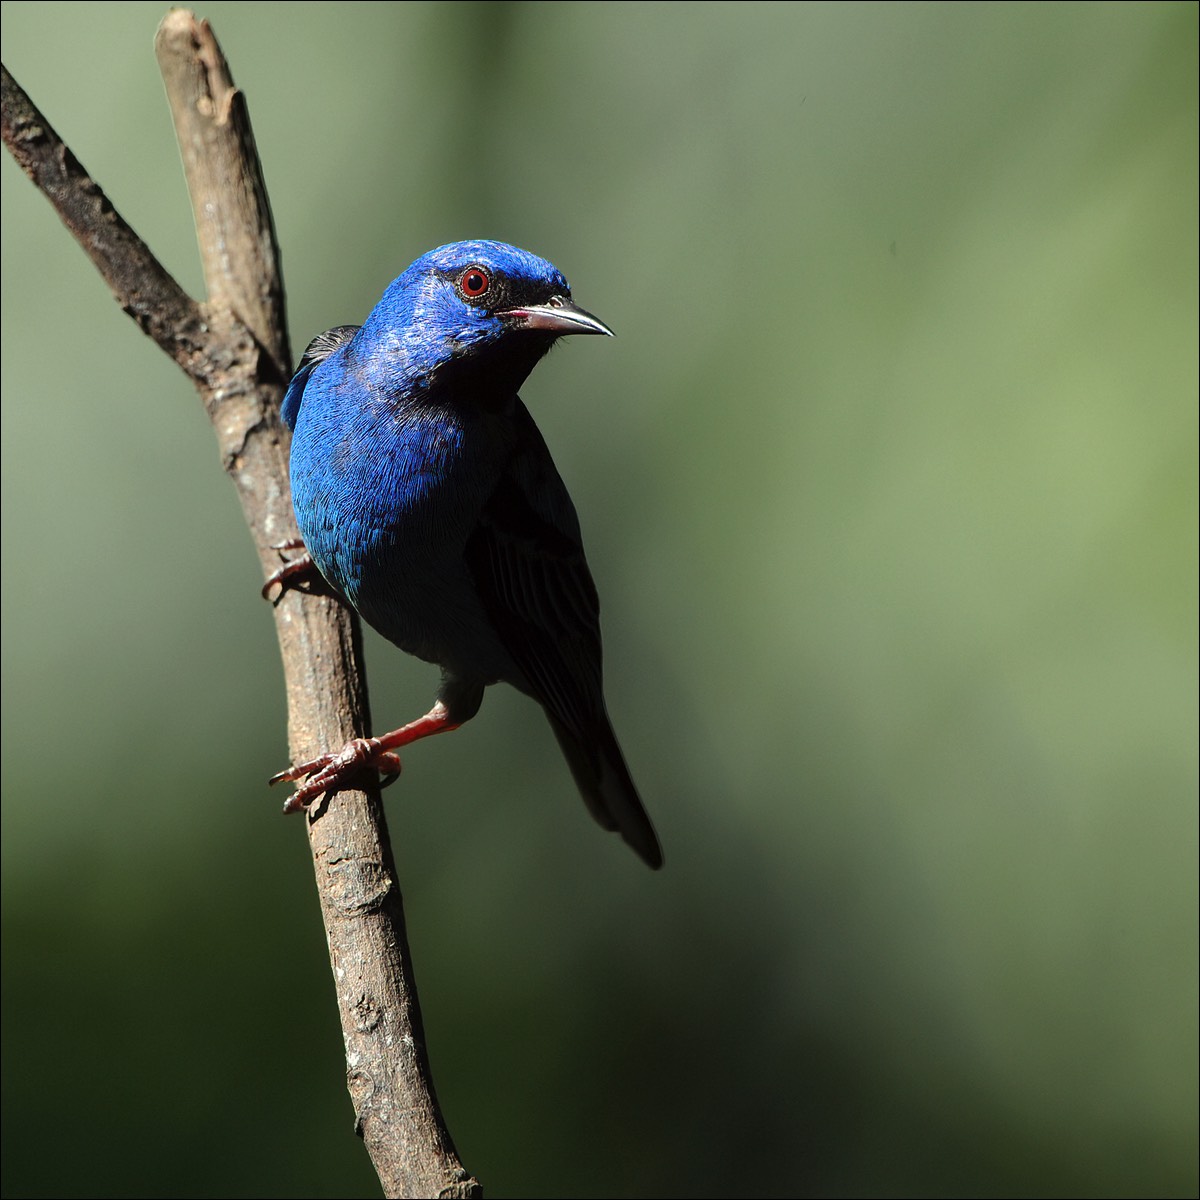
[[2, 3, 1195, 1197]]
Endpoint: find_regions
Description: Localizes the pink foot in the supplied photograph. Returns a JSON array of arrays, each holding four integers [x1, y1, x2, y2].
[[269, 703, 460, 813], [270, 736, 395, 812], [262, 539, 320, 601]]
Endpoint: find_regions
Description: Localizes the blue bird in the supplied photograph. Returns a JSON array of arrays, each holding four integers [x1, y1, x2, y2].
[[269, 240, 663, 869]]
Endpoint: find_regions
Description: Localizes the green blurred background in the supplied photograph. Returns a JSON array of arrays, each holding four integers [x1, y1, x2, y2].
[[2, 3, 1195, 1197]]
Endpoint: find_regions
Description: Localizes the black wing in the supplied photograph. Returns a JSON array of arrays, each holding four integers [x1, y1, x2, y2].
[[464, 401, 662, 868], [281, 325, 361, 430]]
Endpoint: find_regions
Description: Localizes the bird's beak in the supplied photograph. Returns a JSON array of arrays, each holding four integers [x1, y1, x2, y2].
[[500, 296, 614, 337]]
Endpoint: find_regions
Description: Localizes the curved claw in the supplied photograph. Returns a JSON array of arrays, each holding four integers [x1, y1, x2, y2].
[[270, 702, 460, 813], [270, 736, 396, 812], [261, 539, 320, 602]]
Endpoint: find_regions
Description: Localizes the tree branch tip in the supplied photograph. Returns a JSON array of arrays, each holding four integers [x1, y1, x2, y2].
[[156, 7, 202, 42], [156, 9, 238, 122]]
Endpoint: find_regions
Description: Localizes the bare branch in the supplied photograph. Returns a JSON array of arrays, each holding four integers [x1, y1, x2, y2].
[[0, 62, 207, 373], [2, 14, 480, 1198], [155, 11, 289, 379]]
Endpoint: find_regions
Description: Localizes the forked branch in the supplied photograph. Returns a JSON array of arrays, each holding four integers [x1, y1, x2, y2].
[[1, 13, 479, 1199]]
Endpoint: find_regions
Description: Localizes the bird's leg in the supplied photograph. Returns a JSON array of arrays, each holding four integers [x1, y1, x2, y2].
[[270, 701, 462, 812], [261, 538, 320, 601]]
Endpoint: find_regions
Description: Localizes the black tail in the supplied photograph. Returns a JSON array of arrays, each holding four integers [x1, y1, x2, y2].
[[546, 711, 663, 869]]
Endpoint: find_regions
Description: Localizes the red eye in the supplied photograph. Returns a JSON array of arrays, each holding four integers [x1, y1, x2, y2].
[[460, 267, 490, 298]]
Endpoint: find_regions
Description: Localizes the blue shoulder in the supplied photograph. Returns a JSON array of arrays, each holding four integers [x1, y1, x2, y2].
[[281, 324, 361, 430]]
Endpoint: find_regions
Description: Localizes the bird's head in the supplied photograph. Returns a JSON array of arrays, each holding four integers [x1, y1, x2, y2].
[[365, 240, 612, 396]]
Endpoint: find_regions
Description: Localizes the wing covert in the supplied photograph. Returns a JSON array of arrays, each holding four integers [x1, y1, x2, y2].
[[281, 324, 361, 430]]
